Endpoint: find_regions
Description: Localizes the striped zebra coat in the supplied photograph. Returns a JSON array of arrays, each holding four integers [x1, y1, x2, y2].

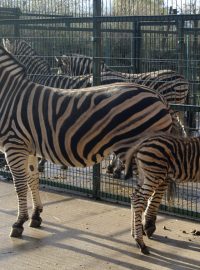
[[57, 54, 189, 105], [2, 39, 92, 89], [0, 45, 178, 239], [57, 53, 189, 177], [125, 133, 200, 254], [2, 39, 131, 173], [56, 53, 111, 76]]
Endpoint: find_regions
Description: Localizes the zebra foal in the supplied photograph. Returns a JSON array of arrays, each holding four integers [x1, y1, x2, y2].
[[125, 133, 200, 254]]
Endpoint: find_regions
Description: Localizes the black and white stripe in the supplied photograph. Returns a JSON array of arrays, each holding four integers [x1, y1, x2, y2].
[[2, 39, 130, 173], [125, 133, 200, 254], [0, 45, 179, 238], [2, 39, 92, 89], [123, 69, 189, 104], [57, 54, 189, 105], [57, 54, 189, 177], [56, 53, 111, 76]]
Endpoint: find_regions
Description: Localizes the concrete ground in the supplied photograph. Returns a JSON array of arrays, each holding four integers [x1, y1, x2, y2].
[[0, 180, 199, 270]]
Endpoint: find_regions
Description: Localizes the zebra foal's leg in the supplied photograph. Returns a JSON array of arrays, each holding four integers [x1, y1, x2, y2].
[[5, 150, 30, 237], [28, 155, 43, 228], [131, 181, 160, 255], [143, 182, 168, 238], [130, 191, 150, 255]]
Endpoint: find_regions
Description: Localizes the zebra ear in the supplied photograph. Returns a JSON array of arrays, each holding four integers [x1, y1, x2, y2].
[[55, 56, 60, 63], [2, 38, 11, 52]]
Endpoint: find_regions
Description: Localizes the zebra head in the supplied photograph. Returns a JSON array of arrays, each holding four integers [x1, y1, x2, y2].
[[55, 54, 75, 75]]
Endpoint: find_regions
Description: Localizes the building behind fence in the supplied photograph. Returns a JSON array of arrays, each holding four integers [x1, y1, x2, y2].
[[0, 0, 200, 220]]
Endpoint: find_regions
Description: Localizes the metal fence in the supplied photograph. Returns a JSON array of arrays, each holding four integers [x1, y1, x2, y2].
[[0, 1, 200, 220]]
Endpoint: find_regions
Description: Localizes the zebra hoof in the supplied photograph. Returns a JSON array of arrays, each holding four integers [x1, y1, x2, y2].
[[10, 226, 24, 238], [144, 225, 156, 238], [141, 245, 150, 255], [136, 240, 150, 255], [29, 217, 42, 228]]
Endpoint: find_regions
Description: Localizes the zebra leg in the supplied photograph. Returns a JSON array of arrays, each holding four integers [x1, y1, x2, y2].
[[28, 155, 43, 228], [106, 154, 117, 174], [6, 151, 30, 237], [113, 158, 124, 179], [143, 182, 168, 238], [131, 180, 161, 255], [124, 163, 133, 179], [130, 192, 150, 255]]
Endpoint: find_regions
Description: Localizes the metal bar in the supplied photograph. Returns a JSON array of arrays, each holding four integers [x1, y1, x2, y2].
[[92, 0, 101, 200], [170, 104, 200, 112], [0, 14, 200, 25]]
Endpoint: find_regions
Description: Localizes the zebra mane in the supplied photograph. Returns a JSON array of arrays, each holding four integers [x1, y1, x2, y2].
[[0, 45, 27, 78], [2, 38, 51, 75]]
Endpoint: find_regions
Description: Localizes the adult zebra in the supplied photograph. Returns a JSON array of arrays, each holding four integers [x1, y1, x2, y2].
[[125, 132, 200, 254], [2, 39, 92, 89], [2, 39, 129, 173], [0, 46, 179, 239], [3, 39, 127, 89], [57, 53, 189, 105]]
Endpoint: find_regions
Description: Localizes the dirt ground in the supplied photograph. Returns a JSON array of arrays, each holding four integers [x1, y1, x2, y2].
[[0, 180, 199, 270]]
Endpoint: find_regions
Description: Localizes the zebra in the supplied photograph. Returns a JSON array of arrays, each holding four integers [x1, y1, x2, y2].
[[125, 132, 200, 254], [2, 39, 130, 173], [2, 38, 51, 81], [57, 53, 189, 105], [0, 45, 182, 239], [2, 38, 92, 89]]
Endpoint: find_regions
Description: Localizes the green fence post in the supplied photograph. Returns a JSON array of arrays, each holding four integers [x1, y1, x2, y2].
[[14, 7, 21, 38], [132, 22, 141, 73], [177, 17, 185, 75], [92, 0, 101, 199]]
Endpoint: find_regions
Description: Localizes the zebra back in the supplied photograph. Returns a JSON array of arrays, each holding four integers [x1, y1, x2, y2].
[[125, 132, 200, 183], [57, 52, 188, 105], [123, 69, 189, 104], [3, 38, 51, 79], [56, 54, 111, 76]]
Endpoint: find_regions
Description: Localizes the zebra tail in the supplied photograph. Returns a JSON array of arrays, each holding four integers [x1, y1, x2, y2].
[[166, 180, 177, 207], [124, 138, 146, 177]]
